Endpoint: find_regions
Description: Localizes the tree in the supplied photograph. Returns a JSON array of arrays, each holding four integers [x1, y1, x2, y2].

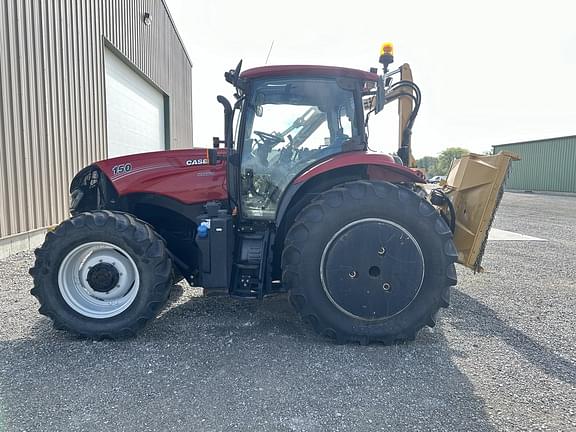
[[416, 156, 438, 175], [433, 147, 470, 176]]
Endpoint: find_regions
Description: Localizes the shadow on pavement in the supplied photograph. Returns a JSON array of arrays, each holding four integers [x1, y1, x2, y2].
[[450, 290, 576, 386], [0, 288, 496, 432]]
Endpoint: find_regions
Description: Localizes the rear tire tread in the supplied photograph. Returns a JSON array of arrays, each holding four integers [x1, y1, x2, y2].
[[282, 180, 457, 345]]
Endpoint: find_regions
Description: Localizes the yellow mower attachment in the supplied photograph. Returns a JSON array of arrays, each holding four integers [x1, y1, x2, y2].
[[444, 151, 520, 272]]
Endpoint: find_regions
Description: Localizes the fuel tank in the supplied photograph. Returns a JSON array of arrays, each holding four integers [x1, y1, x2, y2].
[[94, 149, 228, 204]]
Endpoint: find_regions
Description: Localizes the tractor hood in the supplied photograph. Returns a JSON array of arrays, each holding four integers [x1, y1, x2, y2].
[[91, 149, 228, 204]]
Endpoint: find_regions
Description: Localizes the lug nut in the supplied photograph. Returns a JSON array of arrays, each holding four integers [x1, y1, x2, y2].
[[348, 271, 358, 279], [378, 247, 386, 256], [382, 282, 391, 291]]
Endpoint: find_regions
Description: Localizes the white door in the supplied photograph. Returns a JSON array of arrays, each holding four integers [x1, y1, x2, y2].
[[104, 48, 166, 158]]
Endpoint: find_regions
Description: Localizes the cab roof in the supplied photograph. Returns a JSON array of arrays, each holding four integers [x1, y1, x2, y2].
[[240, 65, 378, 82]]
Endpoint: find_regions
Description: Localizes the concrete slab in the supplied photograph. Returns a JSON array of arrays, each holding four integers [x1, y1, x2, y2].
[[0, 227, 48, 259], [488, 228, 546, 241]]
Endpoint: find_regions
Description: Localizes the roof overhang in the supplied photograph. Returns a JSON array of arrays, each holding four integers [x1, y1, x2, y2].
[[240, 65, 378, 82]]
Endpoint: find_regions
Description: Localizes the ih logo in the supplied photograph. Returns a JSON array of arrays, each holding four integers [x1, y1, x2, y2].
[[186, 159, 209, 166]]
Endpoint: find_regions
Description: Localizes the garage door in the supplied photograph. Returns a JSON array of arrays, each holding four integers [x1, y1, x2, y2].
[[104, 48, 166, 158]]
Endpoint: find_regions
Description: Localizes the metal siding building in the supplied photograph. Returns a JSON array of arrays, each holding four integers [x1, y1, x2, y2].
[[493, 136, 576, 193], [0, 0, 193, 257]]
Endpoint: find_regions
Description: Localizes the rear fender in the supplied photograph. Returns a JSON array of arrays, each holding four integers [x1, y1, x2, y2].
[[271, 162, 423, 279], [292, 152, 424, 186], [276, 160, 423, 225]]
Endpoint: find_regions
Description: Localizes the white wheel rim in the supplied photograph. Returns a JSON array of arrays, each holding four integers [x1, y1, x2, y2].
[[58, 241, 140, 319]]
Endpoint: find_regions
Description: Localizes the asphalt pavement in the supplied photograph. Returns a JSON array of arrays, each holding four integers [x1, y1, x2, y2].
[[0, 192, 574, 431]]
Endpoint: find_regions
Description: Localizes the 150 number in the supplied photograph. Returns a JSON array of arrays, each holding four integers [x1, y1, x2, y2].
[[112, 163, 132, 175]]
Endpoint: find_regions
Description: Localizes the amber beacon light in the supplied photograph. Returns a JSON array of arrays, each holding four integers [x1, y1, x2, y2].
[[379, 42, 394, 66]]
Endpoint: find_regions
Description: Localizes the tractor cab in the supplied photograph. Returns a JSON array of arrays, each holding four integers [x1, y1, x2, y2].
[[211, 48, 418, 225], [233, 66, 374, 219]]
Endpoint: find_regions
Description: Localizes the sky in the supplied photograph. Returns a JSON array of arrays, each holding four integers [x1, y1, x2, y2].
[[165, 0, 576, 159]]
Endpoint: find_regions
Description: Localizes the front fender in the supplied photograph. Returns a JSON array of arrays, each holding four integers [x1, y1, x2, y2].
[[69, 165, 117, 214]]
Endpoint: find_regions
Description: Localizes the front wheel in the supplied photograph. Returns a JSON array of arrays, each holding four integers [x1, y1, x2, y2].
[[281, 180, 458, 344], [29, 211, 173, 339]]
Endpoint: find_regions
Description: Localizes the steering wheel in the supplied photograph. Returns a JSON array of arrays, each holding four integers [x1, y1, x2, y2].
[[254, 130, 284, 146]]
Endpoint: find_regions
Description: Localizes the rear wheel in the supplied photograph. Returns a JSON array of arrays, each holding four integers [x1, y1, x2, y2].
[[30, 211, 173, 339], [282, 180, 457, 344]]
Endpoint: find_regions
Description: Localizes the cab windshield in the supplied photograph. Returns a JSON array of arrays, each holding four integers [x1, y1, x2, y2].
[[241, 77, 362, 219]]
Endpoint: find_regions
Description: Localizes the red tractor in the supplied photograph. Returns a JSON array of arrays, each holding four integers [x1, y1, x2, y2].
[[30, 45, 514, 343]]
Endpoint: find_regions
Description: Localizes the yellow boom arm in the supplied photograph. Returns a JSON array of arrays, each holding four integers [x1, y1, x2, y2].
[[383, 63, 417, 167]]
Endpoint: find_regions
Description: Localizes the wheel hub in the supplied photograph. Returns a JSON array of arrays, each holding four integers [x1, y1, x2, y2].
[[320, 218, 425, 321], [57, 242, 140, 319], [86, 262, 120, 292]]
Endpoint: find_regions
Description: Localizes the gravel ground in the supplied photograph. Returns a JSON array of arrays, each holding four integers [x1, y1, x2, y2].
[[0, 192, 575, 432]]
